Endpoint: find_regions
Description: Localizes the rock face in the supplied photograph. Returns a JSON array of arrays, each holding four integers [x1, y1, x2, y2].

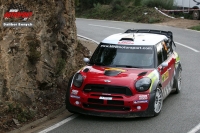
[[0, 0, 77, 109]]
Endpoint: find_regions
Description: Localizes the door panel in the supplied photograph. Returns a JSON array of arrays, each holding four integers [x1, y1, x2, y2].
[[156, 42, 175, 99]]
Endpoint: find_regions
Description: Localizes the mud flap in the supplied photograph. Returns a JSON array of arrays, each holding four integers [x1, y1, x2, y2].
[[145, 91, 156, 116]]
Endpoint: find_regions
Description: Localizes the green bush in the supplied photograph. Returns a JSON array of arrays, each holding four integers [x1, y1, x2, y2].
[[77, 0, 113, 10], [134, 0, 143, 6], [93, 3, 102, 12], [110, 0, 125, 11], [148, 17, 161, 23], [141, 0, 174, 9]]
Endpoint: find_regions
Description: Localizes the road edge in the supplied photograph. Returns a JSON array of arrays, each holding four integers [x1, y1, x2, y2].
[[8, 106, 70, 133]]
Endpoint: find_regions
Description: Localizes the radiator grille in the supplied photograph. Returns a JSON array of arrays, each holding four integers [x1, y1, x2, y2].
[[83, 84, 132, 96]]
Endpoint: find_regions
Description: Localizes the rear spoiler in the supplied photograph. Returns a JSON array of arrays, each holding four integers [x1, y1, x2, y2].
[[125, 29, 176, 50]]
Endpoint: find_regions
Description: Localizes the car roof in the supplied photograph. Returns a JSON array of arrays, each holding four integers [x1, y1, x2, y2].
[[101, 33, 168, 46]]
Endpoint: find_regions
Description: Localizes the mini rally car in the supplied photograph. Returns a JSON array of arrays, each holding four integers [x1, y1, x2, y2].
[[66, 29, 182, 118]]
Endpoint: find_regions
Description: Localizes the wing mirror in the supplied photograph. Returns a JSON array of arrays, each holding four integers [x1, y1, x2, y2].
[[161, 62, 168, 69], [83, 58, 90, 63]]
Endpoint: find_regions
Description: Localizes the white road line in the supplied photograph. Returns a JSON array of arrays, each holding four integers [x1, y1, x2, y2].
[[175, 42, 199, 52], [78, 34, 99, 44], [89, 24, 124, 30], [188, 123, 200, 133], [88, 24, 199, 53], [38, 114, 78, 133]]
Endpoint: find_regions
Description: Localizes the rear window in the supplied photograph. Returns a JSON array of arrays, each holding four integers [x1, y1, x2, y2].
[[90, 43, 155, 68]]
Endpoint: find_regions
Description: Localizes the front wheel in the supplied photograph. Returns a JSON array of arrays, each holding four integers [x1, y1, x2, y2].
[[65, 76, 76, 113], [153, 87, 163, 116], [192, 10, 200, 20]]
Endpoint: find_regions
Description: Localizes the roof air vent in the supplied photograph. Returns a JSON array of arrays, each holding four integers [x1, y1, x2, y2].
[[119, 34, 134, 41], [120, 38, 134, 41]]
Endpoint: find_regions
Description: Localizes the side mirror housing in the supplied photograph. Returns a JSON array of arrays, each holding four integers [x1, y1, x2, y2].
[[83, 58, 90, 63], [161, 62, 168, 68]]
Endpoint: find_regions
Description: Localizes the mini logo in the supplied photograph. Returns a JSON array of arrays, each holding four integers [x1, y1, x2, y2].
[[3, 3, 33, 27], [84, 88, 92, 91], [104, 80, 111, 83]]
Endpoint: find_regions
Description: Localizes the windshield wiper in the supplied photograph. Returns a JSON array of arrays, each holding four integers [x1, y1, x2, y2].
[[113, 65, 140, 68]]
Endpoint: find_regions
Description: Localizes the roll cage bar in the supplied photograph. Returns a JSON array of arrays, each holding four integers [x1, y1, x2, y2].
[[125, 29, 176, 52]]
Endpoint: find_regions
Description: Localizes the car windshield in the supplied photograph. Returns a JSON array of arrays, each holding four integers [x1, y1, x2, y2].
[[90, 43, 155, 68]]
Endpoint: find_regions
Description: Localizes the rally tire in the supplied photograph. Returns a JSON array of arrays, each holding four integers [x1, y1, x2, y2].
[[173, 70, 182, 94], [65, 76, 76, 113], [153, 87, 163, 116]]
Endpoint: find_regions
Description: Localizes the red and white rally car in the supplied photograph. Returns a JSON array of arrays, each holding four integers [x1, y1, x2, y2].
[[65, 29, 182, 118]]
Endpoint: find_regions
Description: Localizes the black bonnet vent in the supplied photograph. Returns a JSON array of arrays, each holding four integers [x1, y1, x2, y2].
[[104, 70, 121, 76], [138, 71, 147, 76], [83, 68, 89, 73]]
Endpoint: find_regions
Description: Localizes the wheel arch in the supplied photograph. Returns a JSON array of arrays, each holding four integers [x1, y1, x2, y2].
[[192, 6, 199, 9], [150, 78, 162, 93]]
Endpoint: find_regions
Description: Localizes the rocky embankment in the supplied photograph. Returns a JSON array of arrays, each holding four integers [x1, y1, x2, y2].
[[0, 0, 89, 132]]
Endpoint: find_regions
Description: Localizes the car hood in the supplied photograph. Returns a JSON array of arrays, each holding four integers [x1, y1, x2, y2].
[[79, 65, 155, 87]]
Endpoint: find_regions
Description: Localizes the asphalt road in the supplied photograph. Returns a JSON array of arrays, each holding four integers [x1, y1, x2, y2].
[[46, 18, 200, 133]]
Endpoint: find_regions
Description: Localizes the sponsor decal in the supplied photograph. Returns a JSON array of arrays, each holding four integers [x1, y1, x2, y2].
[[174, 52, 180, 68], [70, 95, 80, 99], [139, 95, 148, 100], [100, 45, 153, 50], [147, 70, 159, 92], [3, 3, 33, 27], [162, 81, 172, 98], [118, 41, 134, 45], [162, 70, 169, 82], [71, 90, 78, 95], [134, 100, 148, 104], [99, 96, 112, 100], [104, 80, 111, 83], [105, 67, 126, 72]]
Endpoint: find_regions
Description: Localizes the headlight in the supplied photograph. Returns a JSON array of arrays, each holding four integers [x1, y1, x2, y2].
[[135, 78, 151, 92], [73, 73, 84, 88]]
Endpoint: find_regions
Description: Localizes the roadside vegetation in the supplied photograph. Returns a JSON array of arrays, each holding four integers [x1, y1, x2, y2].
[[76, 0, 200, 23], [75, 0, 174, 23], [189, 25, 200, 31]]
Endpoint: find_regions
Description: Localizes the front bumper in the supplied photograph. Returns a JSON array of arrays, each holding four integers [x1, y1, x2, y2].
[[66, 92, 156, 118]]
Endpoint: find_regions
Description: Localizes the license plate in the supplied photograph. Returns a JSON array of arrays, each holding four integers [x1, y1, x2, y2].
[[99, 96, 112, 100]]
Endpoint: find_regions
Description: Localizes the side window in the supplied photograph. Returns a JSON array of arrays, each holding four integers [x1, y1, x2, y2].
[[162, 41, 171, 59], [162, 43, 167, 61]]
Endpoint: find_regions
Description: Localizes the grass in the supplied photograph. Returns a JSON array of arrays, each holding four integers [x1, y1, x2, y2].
[[189, 25, 200, 31]]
